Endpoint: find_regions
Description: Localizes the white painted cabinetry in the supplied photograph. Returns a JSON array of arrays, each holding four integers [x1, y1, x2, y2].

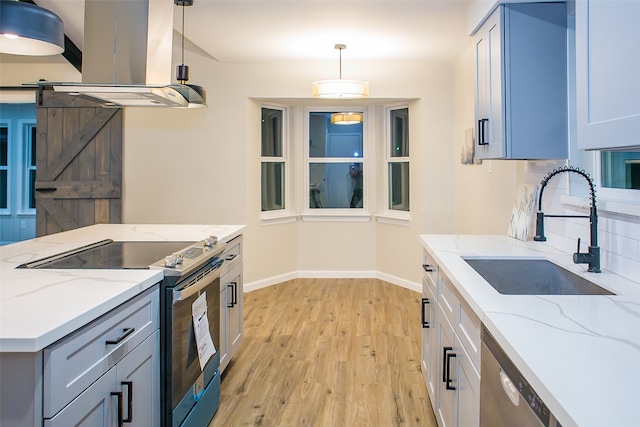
[[575, 0, 640, 150], [0, 285, 160, 427], [421, 249, 480, 427], [220, 235, 244, 373], [474, 3, 568, 160]]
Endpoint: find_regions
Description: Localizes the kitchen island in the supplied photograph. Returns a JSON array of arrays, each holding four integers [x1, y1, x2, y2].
[[421, 234, 640, 427], [0, 224, 245, 426]]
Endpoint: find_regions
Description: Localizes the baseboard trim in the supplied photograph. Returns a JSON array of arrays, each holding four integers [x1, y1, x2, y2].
[[244, 270, 421, 293]]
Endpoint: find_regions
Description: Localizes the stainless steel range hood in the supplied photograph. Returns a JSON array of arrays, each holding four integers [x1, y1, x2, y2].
[[51, 0, 206, 108]]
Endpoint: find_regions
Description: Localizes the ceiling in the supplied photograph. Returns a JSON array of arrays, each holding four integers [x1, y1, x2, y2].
[[17, 0, 473, 67]]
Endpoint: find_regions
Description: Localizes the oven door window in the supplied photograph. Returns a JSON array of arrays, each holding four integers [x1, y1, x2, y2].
[[171, 277, 220, 408]]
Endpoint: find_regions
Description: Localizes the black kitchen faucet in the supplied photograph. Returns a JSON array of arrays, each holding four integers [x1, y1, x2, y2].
[[534, 166, 601, 273]]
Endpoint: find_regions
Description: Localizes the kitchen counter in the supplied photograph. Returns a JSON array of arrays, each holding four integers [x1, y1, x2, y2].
[[0, 224, 245, 353], [421, 234, 640, 427]]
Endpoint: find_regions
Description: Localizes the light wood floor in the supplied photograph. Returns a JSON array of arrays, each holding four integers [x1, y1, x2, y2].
[[209, 278, 437, 427]]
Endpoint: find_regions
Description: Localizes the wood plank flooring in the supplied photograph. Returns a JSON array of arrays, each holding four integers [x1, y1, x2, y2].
[[209, 278, 437, 427]]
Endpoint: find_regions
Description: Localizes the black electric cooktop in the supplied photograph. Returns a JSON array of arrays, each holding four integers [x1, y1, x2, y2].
[[23, 241, 195, 269]]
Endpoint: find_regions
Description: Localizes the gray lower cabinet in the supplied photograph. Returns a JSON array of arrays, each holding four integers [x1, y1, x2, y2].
[[219, 235, 244, 373], [44, 330, 159, 427], [421, 249, 480, 427], [0, 285, 159, 427]]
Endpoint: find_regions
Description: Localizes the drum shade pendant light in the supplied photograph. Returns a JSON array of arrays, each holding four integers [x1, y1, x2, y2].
[[312, 44, 369, 99], [331, 112, 363, 125], [174, 0, 206, 108], [0, 0, 64, 56]]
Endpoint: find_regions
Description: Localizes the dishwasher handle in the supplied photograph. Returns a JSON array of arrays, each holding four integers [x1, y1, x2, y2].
[[499, 369, 520, 406]]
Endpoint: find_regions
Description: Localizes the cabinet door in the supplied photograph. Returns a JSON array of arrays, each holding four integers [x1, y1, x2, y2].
[[421, 279, 437, 406], [226, 263, 243, 358], [44, 368, 116, 427], [576, 0, 640, 150], [436, 309, 456, 427], [456, 345, 480, 427], [115, 330, 160, 427], [475, 8, 504, 160]]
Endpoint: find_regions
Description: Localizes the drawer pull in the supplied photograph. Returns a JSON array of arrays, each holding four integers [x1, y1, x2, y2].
[[422, 264, 433, 272], [122, 381, 133, 423], [225, 253, 238, 261], [106, 328, 135, 345], [227, 282, 237, 308]]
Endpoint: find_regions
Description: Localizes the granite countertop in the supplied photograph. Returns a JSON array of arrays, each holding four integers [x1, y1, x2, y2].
[[420, 234, 640, 427], [0, 224, 245, 353]]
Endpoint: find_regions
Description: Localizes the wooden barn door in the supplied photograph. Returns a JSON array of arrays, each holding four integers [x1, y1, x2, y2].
[[35, 90, 123, 236]]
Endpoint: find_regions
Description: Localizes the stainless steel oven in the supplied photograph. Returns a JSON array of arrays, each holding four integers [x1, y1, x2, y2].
[[162, 254, 224, 427]]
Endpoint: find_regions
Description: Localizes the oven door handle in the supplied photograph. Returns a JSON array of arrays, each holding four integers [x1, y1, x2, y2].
[[174, 275, 218, 302]]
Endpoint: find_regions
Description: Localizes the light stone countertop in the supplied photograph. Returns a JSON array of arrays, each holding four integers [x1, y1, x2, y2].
[[420, 234, 640, 427], [0, 224, 245, 353]]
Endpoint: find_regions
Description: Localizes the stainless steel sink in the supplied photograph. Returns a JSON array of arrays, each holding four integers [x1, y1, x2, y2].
[[463, 258, 614, 295]]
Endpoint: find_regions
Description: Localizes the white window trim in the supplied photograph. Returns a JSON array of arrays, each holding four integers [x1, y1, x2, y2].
[[380, 104, 410, 222], [20, 120, 36, 214], [260, 103, 293, 222], [302, 107, 371, 220]]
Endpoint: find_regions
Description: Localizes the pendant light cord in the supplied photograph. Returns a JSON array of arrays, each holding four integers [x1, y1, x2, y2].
[[181, 4, 185, 65], [339, 46, 343, 80]]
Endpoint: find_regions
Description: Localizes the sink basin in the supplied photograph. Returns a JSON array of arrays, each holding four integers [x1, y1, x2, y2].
[[463, 258, 614, 295]]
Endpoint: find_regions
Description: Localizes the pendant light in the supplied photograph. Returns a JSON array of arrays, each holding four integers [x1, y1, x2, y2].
[[331, 112, 363, 125], [0, 0, 64, 56], [312, 44, 369, 99], [174, 0, 207, 108]]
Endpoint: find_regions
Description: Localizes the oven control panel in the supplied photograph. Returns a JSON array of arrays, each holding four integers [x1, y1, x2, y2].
[[151, 236, 226, 276]]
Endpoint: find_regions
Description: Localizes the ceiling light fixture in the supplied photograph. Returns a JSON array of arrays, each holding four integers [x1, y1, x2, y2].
[[331, 112, 363, 125], [312, 44, 369, 99], [174, 0, 207, 108], [0, 0, 64, 56]]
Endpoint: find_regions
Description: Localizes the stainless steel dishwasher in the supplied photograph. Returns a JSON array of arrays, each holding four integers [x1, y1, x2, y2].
[[480, 325, 562, 427]]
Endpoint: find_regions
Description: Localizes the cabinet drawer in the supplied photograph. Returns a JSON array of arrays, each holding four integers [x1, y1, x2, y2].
[[222, 235, 242, 270], [439, 273, 481, 370], [43, 286, 159, 418], [422, 249, 438, 291]]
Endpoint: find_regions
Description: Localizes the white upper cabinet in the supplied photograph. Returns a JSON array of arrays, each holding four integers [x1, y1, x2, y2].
[[576, 0, 640, 150], [474, 3, 569, 160]]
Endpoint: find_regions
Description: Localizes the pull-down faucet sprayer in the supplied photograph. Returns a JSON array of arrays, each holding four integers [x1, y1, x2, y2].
[[534, 166, 601, 273]]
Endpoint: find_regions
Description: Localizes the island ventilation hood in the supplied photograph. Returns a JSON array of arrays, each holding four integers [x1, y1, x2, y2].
[[50, 0, 206, 108]]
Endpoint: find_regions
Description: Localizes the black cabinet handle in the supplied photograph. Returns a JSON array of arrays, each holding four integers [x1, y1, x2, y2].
[[442, 346, 452, 383], [445, 351, 457, 390], [422, 264, 433, 273], [478, 118, 489, 145], [122, 381, 133, 423], [106, 328, 135, 345], [111, 391, 124, 427], [227, 282, 237, 308], [421, 298, 430, 328]]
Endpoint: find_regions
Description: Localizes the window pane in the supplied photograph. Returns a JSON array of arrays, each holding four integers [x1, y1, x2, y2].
[[261, 108, 283, 157], [30, 126, 37, 166], [309, 112, 363, 158], [309, 162, 363, 209], [261, 162, 284, 211], [28, 169, 36, 209], [389, 162, 410, 211], [601, 151, 640, 190], [0, 127, 7, 166], [0, 170, 7, 209], [390, 108, 409, 157]]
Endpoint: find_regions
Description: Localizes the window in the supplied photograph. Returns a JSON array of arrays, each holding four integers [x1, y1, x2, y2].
[[0, 125, 8, 210], [600, 151, 640, 190], [25, 124, 37, 210], [387, 107, 410, 212], [261, 106, 286, 212], [307, 110, 365, 210]]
